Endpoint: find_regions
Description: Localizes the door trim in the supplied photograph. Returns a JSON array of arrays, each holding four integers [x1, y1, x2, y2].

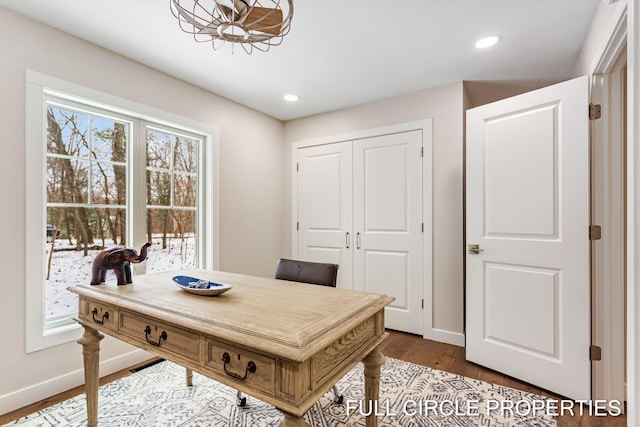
[[627, 1, 640, 425], [291, 119, 435, 340], [591, 44, 627, 406], [588, 1, 627, 408]]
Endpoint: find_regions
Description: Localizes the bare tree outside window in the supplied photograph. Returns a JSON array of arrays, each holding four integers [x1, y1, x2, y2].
[[45, 105, 201, 323], [45, 105, 128, 321], [145, 129, 198, 273]]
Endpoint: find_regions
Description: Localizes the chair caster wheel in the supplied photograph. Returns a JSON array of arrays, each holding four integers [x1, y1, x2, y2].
[[333, 395, 344, 404], [237, 396, 247, 407]]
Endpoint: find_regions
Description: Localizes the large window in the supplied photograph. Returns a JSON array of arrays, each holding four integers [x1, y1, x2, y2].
[[26, 71, 218, 352]]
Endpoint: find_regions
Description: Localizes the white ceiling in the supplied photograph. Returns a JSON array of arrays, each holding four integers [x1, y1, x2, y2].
[[0, 0, 600, 121]]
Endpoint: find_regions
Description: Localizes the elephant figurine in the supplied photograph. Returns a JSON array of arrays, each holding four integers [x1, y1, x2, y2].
[[90, 242, 152, 286]]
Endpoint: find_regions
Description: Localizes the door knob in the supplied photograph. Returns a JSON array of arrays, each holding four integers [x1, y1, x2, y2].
[[468, 244, 484, 254]]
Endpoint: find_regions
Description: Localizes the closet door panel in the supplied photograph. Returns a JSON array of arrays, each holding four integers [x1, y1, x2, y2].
[[354, 131, 423, 334], [296, 142, 353, 288]]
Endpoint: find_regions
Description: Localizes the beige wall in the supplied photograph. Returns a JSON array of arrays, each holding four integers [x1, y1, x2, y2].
[[284, 83, 466, 340], [463, 80, 561, 108], [0, 6, 284, 413], [573, 0, 628, 76]]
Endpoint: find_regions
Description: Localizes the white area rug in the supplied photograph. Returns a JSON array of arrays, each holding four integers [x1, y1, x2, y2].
[[7, 358, 556, 426]]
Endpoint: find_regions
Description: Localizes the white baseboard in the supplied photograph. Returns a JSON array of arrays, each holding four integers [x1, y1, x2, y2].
[[0, 349, 152, 416], [431, 328, 466, 347]]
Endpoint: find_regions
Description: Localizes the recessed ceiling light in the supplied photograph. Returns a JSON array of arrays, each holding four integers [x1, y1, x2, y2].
[[284, 94, 299, 102], [475, 35, 501, 49]]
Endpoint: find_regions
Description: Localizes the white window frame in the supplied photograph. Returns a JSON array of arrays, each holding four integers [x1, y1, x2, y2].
[[25, 70, 219, 352]]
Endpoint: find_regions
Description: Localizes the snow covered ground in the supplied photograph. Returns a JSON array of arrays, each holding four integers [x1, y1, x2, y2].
[[45, 237, 195, 320]]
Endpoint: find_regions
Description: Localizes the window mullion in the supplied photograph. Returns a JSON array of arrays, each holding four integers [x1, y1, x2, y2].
[[131, 119, 147, 259], [198, 135, 209, 269], [88, 114, 93, 205], [170, 136, 176, 210]]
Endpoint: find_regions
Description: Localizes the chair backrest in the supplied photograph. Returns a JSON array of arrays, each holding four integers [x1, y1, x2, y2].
[[274, 258, 339, 287]]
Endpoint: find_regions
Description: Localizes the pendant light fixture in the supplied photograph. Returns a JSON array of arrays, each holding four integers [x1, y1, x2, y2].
[[170, 0, 294, 54]]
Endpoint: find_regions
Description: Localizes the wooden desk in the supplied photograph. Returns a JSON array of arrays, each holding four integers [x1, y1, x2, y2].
[[69, 269, 393, 426]]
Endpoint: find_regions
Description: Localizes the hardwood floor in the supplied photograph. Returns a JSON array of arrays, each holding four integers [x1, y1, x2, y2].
[[379, 330, 627, 427], [0, 330, 627, 426]]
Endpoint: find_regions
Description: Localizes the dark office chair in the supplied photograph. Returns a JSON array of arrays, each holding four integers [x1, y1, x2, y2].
[[235, 258, 343, 406], [274, 258, 339, 287]]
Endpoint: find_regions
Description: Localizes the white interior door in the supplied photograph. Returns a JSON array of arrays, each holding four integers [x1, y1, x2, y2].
[[296, 142, 353, 289], [354, 131, 423, 335], [466, 76, 590, 399]]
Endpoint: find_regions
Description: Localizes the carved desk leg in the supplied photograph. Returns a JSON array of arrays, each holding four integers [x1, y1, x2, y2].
[[185, 367, 193, 387], [78, 326, 104, 427], [280, 411, 309, 426], [363, 345, 385, 427]]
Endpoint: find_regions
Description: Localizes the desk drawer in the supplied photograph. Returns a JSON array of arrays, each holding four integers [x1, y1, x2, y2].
[[205, 339, 275, 395], [119, 311, 199, 360], [79, 299, 117, 331]]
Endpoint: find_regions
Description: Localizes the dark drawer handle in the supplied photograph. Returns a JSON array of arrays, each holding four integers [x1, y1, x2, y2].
[[222, 352, 257, 380], [144, 325, 168, 346], [91, 308, 109, 325]]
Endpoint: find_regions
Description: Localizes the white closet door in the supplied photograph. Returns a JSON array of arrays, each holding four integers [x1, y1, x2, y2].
[[296, 142, 353, 289], [353, 131, 423, 334]]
